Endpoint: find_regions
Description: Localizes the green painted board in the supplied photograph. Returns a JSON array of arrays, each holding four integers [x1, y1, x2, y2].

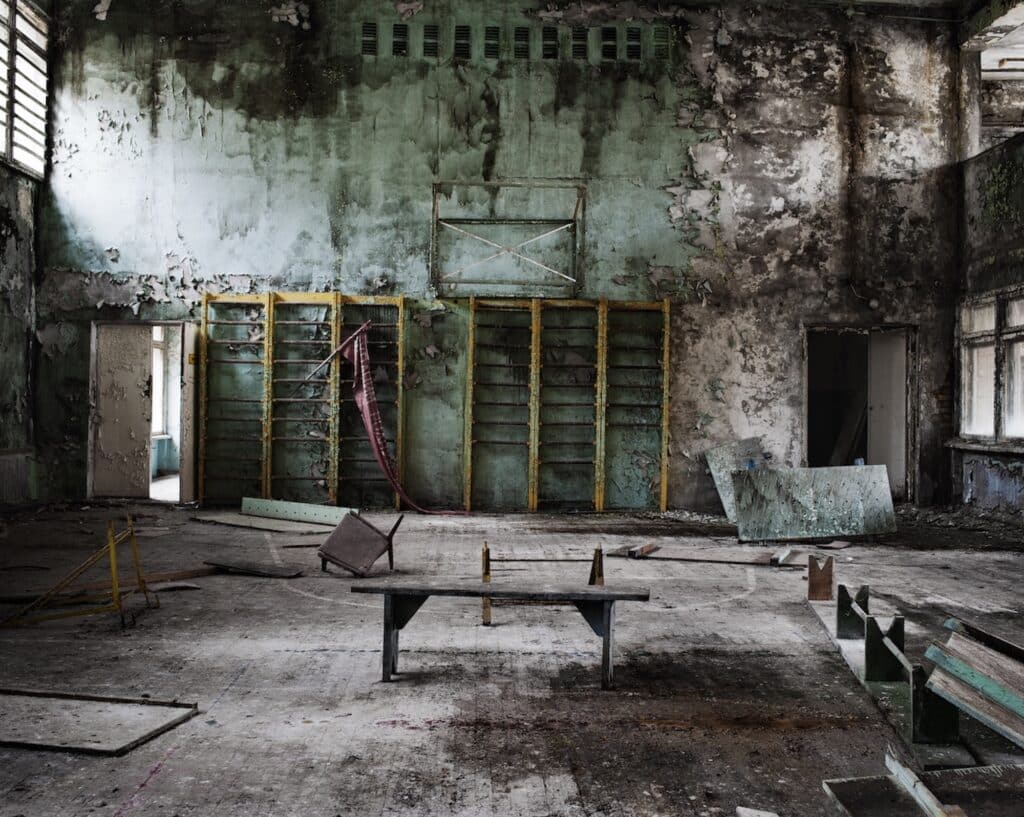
[[732, 466, 895, 542], [241, 498, 357, 525]]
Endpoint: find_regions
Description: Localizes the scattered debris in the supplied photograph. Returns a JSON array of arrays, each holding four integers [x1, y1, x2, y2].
[[319, 514, 403, 577], [0, 689, 198, 756], [0, 517, 158, 628], [926, 619, 1024, 750], [203, 560, 303, 579]]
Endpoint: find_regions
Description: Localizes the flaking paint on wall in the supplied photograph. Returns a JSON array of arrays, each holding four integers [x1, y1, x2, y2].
[[36, 0, 962, 508]]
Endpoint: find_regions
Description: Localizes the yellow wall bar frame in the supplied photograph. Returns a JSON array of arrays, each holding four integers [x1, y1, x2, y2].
[[197, 294, 210, 505], [463, 297, 477, 511], [395, 294, 407, 510], [660, 298, 671, 513], [527, 298, 542, 512], [327, 293, 342, 505], [261, 293, 275, 499], [594, 298, 609, 512]]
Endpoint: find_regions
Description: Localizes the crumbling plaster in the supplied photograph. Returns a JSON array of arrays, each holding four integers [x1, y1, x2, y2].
[[0, 165, 36, 453], [36, 0, 962, 508]]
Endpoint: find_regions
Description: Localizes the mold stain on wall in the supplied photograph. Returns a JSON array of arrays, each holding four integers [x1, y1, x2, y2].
[[31, 0, 963, 508]]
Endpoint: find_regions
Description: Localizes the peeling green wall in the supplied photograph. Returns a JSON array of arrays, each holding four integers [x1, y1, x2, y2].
[[36, 0, 963, 508]]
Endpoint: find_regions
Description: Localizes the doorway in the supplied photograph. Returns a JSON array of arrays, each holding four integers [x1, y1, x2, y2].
[[88, 322, 197, 503], [806, 327, 911, 500]]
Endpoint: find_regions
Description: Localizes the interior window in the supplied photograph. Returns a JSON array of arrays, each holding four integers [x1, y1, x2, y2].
[[962, 343, 995, 437], [1003, 340, 1024, 438]]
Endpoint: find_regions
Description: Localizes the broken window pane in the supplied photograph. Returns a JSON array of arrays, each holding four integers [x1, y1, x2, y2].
[[961, 302, 996, 334], [1004, 340, 1024, 438], [1007, 298, 1024, 329], [962, 343, 995, 436]]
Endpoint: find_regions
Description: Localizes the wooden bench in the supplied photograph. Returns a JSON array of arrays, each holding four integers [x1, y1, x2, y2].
[[352, 579, 650, 689]]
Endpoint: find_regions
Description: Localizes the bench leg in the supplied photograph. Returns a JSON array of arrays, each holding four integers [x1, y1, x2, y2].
[[320, 558, 328, 573], [381, 593, 428, 682], [383, 594, 395, 681], [602, 601, 615, 690]]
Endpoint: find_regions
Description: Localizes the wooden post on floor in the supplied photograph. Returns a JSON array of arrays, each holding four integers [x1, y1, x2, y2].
[[481, 542, 492, 626], [808, 555, 834, 601]]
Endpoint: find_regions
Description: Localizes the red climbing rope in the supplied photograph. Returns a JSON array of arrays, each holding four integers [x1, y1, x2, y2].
[[342, 323, 462, 515]]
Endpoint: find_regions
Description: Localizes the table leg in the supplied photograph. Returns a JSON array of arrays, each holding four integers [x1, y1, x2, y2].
[[383, 594, 395, 682], [601, 600, 615, 690]]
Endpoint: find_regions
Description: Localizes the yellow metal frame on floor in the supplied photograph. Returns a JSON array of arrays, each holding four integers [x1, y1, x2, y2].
[[199, 292, 406, 508], [463, 297, 670, 513], [0, 517, 158, 627]]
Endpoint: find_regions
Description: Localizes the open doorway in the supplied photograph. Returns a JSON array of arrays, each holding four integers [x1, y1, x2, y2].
[[150, 326, 181, 502], [806, 327, 912, 500], [88, 322, 197, 503]]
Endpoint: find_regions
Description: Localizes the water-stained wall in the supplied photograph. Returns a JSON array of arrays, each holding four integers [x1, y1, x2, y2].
[[958, 132, 1024, 518], [0, 164, 36, 504], [36, 0, 963, 508]]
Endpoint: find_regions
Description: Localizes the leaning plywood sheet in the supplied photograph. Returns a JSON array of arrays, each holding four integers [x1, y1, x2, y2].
[[0, 689, 198, 756], [704, 437, 765, 522], [240, 498, 356, 525], [732, 465, 895, 542], [824, 764, 1024, 817], [192, 512, 335, 534]]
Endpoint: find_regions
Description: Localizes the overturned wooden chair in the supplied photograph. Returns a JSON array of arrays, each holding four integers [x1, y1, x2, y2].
[[318, 513, 404, 577], [480, 542, 604, 625]]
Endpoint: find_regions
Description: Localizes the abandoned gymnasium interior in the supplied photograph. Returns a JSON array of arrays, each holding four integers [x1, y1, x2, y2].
[[2, 0, 1024, 814]]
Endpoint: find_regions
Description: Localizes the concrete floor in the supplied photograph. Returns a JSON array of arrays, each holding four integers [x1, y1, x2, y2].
[[0, 507, 1021, 817]]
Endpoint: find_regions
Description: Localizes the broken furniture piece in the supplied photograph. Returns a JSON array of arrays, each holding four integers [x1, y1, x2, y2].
[[0, 516, 158, 628], [703, 437, 767, 522], [480, 542, 603, 625], [732, 465, 896, 542], [809, 583, 965, 768], [352, 579, 650, 689], [319, 514, 403, 577], [823, 747, 1021, 816], [0, 688, 198, 757], [925, 618, 1024, 750]]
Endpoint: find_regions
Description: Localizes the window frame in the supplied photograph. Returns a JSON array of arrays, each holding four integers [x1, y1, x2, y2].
[[1, 0, 49, 181], [957, 286, 1024, 444]]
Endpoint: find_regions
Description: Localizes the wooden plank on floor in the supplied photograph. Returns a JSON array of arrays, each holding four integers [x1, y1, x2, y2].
[[193, 512, 334, 534]]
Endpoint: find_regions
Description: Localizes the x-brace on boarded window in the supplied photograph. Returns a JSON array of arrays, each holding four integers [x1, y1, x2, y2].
[[198, 293, 406, 509], [463, 298, 670, 513], [430, 182, 586, 298]]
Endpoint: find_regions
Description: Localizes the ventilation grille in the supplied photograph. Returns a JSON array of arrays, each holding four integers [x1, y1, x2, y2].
[[392, 22, 408, 56], [542, 26, 558, 59], [453, 24, 471, 60], [485, 25, 500, 59], [653, 27, 669, 59], [513, 26, 529, 59], [423, 23, 439, 57], [571, 26, 587, 60], [361, 21, 377, 56], [626, 27, 640, 60], [600, 26, 616, 61]]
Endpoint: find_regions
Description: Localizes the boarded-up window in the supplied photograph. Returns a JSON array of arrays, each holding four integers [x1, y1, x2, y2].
[[1, 0, 48, 178]]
